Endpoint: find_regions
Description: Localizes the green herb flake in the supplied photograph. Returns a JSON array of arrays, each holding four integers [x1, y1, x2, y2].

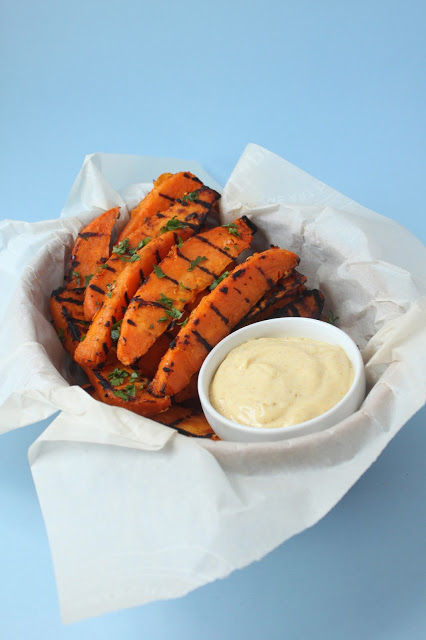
[[153, 264, 166, 278], [124, 384, 136, 398], [177, 236, 183, 248], [179, 281, 191, 291], [112, 238, 130, 255], [160, 217, 187, 234], [110, 319, 122, 342], [149, 324, 154, 330], [187, 256, 207, 272], [106, 280, 116, 298], [157, 292, 175, 309], [57, 328, 65, 343], [112, 389, 130, 401], [108, 368, 129, 387], [118, 253, 140, 263], [157, 316, 169, 323], [129, 371, 139, 382], [84, 274, 94, 287], [209, 271, 229, 290], [327, 310, 339, 325], [177, 317, 189, 327], [70, 269, 81, 285], [223, 222, 241, 238], [136, 237, 151, 250], [79, 334, 86, 342], [181, 190, 199, 203], [165, 306, 183, 320]]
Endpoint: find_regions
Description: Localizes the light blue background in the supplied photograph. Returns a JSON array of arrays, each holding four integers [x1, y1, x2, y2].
[[1, 1, 425, 638]]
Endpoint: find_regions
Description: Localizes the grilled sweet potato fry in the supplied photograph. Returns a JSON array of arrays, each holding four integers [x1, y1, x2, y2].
[[236, 269, 307, 327], [150, 247, 299, 397], [50, 286, 90, 356], [277, 289, 325, 319], [66, 207, 120, 287], [84, 186, 220, 320], [117, 217, 257, 365], [84, 354, 170, 417], [151, 405, 219, 439], [116, 171, 204, 242], [75, 228, 198, 369]]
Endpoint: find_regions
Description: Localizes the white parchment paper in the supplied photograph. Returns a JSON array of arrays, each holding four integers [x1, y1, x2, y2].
[[0, 145, 425, 623]]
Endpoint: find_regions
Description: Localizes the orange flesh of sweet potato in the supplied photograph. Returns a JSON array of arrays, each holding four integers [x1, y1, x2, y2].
[[136, 332, 174, 379], [116, 171, 204, 242], [74, 228, 197, 368], [117, 217, 257, 365], [150, 247, 299, 397], [83, 355, 170, 417], [49, 286, 89, 356], [66, 207, 120, 287], [84, 187, 219, 320], [151, 405, 218, 439]]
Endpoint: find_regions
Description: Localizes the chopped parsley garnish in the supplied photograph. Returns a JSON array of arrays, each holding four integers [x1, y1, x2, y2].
[[179, 281, 191, 291], [135, 237, 151, 250], [153, 264, 165, 278], [165, 306, 183, 320], [160, 217, 187, 233], [181, 190, 199, 203], [70, 269, 81, 285], [157, 316, 169, 323], [119, 253, 140, 263], [112, 238, 130, 255], [123, 383, 136, 398], [157, 292, 174, 309], [149, 324, 154, 329], [209, 271, 229, 290], [113, 237, 150, 262], [79, 334, 86, 342], [177, 317, 189, 327], [188, 255, 207, 271], [110, 320, 122, 342], [327, 310, 339, 325], [106, 281, 116, 298], [177, 236, 183, 248], [57, 328, 65, 343], [108, 368, 129, 386], [112, 389, 130, 401], [223, 222, 241, 238], [84, 274, 93, 287]]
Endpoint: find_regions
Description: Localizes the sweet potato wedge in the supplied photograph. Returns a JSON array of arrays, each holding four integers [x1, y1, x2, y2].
[[236, 269, 307, 327], [66, 207, 120, 287], [151, 405, 219, 439], [84, 186, 220, 320], [74, 228, 197, 369], [83, 354, 170, 417], [117, 217, 257, 365], [277, 288, 325, 319], [49, 286, 90, 356], [116, 171, 204, 242], [150, 247, 299, 397]]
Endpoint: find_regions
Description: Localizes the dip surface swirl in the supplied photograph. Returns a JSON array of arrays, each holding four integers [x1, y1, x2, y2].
[[209, 337, 354, 429]]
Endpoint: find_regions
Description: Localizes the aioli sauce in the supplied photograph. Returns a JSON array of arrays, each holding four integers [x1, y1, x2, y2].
[[209, 337, 354, 429]]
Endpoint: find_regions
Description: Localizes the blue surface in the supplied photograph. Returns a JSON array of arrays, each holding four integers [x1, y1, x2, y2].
[[1, 1, 425, 638]]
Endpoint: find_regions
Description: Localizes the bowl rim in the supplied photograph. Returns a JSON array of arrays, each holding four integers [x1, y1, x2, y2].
[[198, 317, 365, 438]]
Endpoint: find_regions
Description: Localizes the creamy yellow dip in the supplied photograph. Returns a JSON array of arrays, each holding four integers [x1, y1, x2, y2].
[[209, 337, 354, 429]]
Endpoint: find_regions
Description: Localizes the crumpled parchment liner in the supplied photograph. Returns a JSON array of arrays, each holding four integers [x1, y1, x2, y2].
[[1, 145, 425, 623]]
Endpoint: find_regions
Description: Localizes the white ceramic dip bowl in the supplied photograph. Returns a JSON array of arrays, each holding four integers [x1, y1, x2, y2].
[[198, 317, 366, 442]]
